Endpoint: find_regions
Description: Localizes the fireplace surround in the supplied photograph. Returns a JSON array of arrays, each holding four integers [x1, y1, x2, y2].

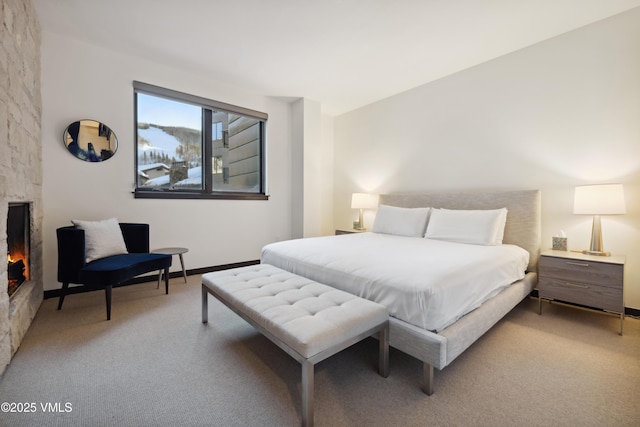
[[1, 0, 43, 375]]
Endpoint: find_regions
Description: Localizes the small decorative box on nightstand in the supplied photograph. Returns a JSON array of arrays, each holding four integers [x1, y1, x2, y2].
[[538, 250, 625, 334]]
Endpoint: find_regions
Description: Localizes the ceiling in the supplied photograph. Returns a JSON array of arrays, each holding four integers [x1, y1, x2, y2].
[[33, 0, 640, 116]]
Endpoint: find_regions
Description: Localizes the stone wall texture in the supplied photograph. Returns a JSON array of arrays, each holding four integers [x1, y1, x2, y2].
[[0, 0, 43, 376]]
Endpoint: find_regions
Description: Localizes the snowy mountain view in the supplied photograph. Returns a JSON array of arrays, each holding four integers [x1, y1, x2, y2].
[[137, 125, 182, 162], [137, 123, 202, 188]]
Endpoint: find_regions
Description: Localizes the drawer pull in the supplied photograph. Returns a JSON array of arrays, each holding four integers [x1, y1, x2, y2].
[[563, 282, 589, 289], [566, 261, 589, 267]]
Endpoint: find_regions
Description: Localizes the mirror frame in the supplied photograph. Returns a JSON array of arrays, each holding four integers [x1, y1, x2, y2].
[[63, 119, 118, 162]]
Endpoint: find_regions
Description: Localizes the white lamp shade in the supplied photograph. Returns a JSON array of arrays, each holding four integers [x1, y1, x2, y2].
[[573, 184, 626, 215], [351, 193, 379, 209]]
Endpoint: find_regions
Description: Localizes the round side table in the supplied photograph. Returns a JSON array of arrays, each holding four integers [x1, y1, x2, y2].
[[151, 247, 188, 286]]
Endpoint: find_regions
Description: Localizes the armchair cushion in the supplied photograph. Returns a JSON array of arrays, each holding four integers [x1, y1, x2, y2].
[[71, 218, 128, 262], [79, 253, 172, 287]]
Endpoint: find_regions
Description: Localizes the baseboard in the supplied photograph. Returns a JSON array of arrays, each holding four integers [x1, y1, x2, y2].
[[43, 259, 260, 299], [625, 307, 640, 317], [529, 289, 639, 317]]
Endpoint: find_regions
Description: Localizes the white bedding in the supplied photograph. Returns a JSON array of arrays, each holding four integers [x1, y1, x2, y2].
[[261, 232, 529, 332]]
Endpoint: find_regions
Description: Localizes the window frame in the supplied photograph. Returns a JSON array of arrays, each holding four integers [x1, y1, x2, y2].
[[133, 81, 268, 200]]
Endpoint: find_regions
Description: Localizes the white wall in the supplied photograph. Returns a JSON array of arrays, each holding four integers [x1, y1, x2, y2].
[[333, 9, 640, 309], [291, 98, 335, 238], [291, 99, 304, 239], [41, 32, 294, 290], [320, 113, 335, 235]]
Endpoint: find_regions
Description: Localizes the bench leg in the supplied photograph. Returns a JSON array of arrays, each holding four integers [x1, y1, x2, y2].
[[202, 285, 208, 324], [105, 285, 112, 321], [379, 324, 389, 378], [301, 360, 314, 427], [57, 282, 69, 310]]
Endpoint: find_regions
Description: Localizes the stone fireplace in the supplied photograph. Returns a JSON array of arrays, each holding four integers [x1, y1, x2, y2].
[[1, 0, 43, 375]]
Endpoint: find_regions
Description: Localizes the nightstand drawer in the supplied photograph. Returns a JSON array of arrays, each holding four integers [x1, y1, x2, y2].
[[538, 277, 623, 312], [539, 256, 623, 289]]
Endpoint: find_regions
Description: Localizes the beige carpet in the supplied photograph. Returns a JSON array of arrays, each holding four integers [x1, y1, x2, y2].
[[1, 275, 638, 426]]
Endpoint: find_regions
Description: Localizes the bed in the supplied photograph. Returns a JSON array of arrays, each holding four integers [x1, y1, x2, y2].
[[261, 189, 541, 394]]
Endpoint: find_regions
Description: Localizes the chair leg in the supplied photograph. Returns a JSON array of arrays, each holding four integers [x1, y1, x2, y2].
[[57, 282, 69, 310], [164, 267, 170, 294], [105, 285, 112, 320]]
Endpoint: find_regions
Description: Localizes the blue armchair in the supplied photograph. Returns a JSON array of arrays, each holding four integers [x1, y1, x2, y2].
[[56, 223, 172, 320]]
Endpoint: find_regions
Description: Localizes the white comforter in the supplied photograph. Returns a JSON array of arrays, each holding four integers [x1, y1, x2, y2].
[[261, 232, 529, 332]]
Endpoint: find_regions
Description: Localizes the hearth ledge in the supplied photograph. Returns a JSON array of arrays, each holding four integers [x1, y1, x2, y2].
[[9, 280, 42, 356]]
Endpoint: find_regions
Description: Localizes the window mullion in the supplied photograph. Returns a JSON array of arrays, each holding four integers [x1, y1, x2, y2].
[[203, 109, 213, 192]]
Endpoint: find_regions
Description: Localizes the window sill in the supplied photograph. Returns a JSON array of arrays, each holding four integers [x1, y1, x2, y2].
[[133, 190, 269, 201]]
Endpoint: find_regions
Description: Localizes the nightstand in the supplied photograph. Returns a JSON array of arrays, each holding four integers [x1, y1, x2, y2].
[[335, 229, 367, 235], [538, 250, 625, 334]]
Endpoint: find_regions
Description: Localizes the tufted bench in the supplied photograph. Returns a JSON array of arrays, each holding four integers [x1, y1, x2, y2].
[[201, 264, 389, 427]]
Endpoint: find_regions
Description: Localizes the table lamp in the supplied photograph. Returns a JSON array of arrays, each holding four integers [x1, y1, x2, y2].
[[351, 193, 379, 230], [573, 184, 626, 256]]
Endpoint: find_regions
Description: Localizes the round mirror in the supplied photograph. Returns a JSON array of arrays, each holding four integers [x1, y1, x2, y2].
[[63, 119, 117, 162]]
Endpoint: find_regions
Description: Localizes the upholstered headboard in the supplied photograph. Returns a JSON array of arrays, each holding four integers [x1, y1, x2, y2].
[[379, 189, 541, 272]]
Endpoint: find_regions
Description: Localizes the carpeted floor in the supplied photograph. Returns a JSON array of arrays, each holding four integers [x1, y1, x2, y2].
[[1, 275, 638, 426]]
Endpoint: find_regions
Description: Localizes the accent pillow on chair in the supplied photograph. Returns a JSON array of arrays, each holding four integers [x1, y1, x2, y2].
[[71, 218, 128, 262]]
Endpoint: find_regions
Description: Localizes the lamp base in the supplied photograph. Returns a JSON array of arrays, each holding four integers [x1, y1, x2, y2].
[[354, 209, 365, 231], [583, 215, 612, 256]]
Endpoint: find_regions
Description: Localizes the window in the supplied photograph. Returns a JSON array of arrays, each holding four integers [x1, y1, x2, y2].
[[133, 81, 268, 200]]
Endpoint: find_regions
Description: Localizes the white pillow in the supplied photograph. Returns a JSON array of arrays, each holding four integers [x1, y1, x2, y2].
[[372, 205, 431, 237], [425, 208, 508, 246], [71, 218, 129, 262]]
